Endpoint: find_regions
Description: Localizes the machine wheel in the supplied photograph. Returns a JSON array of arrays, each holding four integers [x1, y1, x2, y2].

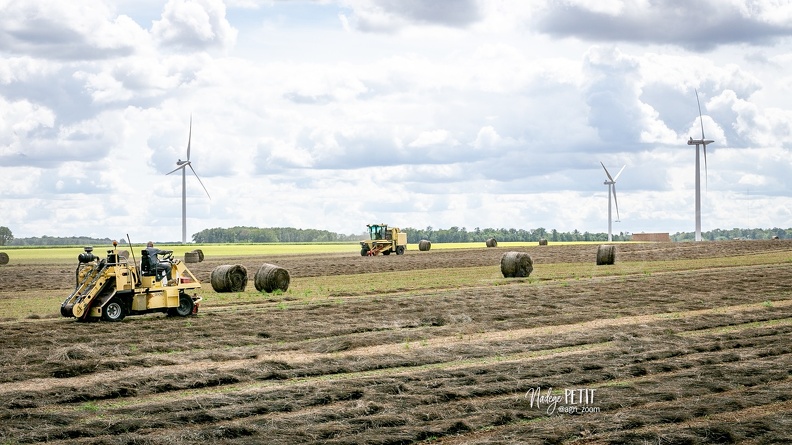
[[382, 249, 391, 255], [360, 246, 370, 256], [102, 298, 125, 322], [170, 293, 195, 317], [396, 246, 405, 255]]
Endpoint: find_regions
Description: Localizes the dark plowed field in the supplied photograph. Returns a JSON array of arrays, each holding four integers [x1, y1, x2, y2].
[[1, 240, 791, 444]]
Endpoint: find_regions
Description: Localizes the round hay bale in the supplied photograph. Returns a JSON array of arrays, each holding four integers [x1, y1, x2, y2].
[[193, 248, 205, 262], [254, 263, 290, 293], [117, 250, 129, 260], [486, 238, 498, 248], [418, 239, 432, 251], [184, 251, 200, 264], [210, 264, 248, 292], [596, 245, 616, 265], [0, 252, 8, 265], [538, 239, 548, 246], [500, 251, 533, 278]]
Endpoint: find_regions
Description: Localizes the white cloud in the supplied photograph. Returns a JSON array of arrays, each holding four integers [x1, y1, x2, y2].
[[151, 0, 238, 51], [533, 0, 792, 51], [408, 129, 455, 148], [0, 0, 145, 59], [472, 126, 500, 150], [737, 173, 768, 187], [1, 0, 792, 241], [342, 0, 482, 32]]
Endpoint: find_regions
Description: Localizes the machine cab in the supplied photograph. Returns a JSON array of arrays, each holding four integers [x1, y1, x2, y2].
[[368, 224, 388, 240]]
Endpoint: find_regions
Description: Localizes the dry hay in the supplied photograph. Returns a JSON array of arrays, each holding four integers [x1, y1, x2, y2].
[[500, 251, 533, 277], [210, 264, 248, 292], [538, 239, 548, 246], [47, 344, 98, 362], [0, 252, 8, 265], [485, 238, 498, 248], [184, 251, 200, 264], [1, 241, 792, 444], [193, 248, 205, 262], [597, 244, 616, 265], [254, 263, 290, 293], [419, 240, 432, 251]]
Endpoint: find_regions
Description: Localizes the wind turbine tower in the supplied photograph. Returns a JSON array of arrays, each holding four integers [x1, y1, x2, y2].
[[600, 162, 625, 242], [687, 90, 714, 242], [167, 116, 211, 243]]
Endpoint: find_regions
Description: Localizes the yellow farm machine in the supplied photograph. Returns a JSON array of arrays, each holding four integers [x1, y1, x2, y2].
[[61, 241, 202, 322], [360, 223, 407, 256]]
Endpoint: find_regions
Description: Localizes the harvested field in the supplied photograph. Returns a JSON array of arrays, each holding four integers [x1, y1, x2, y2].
[[1, 240, 791, 444]]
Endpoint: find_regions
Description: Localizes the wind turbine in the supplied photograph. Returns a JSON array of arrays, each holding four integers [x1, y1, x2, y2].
[[166, 116, 211, 243], [687, 89, 714, 242], [600, 162, 625, 242]]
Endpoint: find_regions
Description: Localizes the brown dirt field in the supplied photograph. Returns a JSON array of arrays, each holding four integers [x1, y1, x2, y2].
[[1, 240, 791, 444]]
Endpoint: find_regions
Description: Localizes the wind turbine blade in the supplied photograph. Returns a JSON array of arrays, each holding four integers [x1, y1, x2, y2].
[[188, 164, 211, 199], [612, 185, 620, 221], [613, 165, 626, 181], [186, 115, 192, 161], [166, 164, 186, 176], [695, 89, 706, 140], [600, 162, 614, 182]]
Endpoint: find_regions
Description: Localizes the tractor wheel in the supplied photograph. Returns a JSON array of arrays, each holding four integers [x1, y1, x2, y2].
[[360, 247, 369, 256], [383, 249, 391, 255], [102, 298, 125, 322], [396, 246, 405, 255], [170, 293, 194, 317]]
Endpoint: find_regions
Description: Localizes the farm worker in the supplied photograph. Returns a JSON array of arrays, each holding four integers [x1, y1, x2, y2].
[[145, 241, 174, 284]]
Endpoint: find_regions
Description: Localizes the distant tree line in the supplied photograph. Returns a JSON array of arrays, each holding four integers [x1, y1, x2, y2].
[[402, 227, 628, 243], [8, 235, 113, 247], [671, 227, 791, 242], [194, 226, 632, 244], [191, 226, 360, 243], [3, 226, 788, 247]]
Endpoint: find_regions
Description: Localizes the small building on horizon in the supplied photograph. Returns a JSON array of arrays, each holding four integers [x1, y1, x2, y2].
[[631, 232, 671, 242]]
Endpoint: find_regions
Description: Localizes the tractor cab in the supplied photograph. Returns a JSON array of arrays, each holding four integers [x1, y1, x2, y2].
[[368, 224, 387, 240]]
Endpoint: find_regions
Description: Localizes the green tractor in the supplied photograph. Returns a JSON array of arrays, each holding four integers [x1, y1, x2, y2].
[[360, 224, 407, 256]]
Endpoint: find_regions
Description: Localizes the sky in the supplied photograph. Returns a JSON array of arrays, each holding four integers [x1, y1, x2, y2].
[[1, 0, 791, 242]]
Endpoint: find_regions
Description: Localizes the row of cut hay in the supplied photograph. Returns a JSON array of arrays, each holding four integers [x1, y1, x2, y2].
[[210, 263, 290, 293], [419, 238, 550, 250]]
